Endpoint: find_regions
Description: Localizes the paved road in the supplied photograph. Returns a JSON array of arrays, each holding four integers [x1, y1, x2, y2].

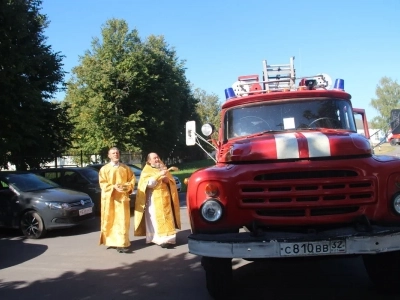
[[1, 196, 400, 300]]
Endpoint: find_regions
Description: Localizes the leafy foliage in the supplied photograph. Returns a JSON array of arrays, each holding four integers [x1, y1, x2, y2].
[[66, 19, 198, 162], [189, 88, 221, 156], [193, 88, 221, 133], [0, 0, 70, 170], [370, 77, 400, 133]]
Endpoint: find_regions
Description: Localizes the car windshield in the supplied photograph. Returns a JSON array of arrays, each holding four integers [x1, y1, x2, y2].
[[5, 173, 59, 192], [79, 168, 101, 183], [225, 98, 356, 139]]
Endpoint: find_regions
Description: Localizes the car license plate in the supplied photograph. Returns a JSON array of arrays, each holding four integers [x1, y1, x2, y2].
[[280, 240, 346, 256], [79, 207, 93, 216]]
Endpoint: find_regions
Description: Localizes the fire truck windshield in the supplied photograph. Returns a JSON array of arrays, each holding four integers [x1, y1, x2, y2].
[[225, 98, 356, 139]]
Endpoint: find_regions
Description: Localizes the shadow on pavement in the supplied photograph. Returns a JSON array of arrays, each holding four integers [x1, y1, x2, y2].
[[0, 239, 47, 270], [1, 250, 399, 300], [0, 252, 209, 300], [128, 229, 191, 252]]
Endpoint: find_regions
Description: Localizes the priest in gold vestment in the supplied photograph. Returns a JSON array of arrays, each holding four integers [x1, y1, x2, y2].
[[134, 152, 181, 248], [99, 147, 135, 253]]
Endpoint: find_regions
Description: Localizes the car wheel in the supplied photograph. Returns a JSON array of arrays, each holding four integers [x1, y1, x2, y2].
[[20, 211, 47, 239]]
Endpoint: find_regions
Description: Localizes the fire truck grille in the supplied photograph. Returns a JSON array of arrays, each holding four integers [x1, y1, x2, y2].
[[255, 206, 360, 217], [239, 170, 375, 217]]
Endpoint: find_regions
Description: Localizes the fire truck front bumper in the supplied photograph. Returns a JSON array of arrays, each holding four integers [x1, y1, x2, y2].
[[188, 225, 400, 258]]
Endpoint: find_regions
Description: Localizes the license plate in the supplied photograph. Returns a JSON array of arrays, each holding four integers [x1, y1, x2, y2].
[[280, 240, 346, 257], [79, 207, 93, 216]]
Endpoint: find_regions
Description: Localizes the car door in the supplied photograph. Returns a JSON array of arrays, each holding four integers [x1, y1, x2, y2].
[[0, 179, 20, 228]]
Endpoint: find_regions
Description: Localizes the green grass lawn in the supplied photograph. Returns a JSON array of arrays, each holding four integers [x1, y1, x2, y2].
[[172, 159, 215, 192]]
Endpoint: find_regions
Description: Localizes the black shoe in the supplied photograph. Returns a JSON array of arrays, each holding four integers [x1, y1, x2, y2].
[[160, 243, 174, 249], [117, 247, 129, 253]]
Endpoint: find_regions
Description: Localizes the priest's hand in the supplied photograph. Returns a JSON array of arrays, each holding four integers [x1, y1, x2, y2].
[[114, 184, 125, 192]]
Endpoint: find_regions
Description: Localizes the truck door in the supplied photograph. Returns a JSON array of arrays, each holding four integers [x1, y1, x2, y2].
[[353, 108, 370, 139]]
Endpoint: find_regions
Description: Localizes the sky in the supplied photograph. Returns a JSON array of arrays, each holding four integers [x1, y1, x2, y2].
[[41, 0, 400, 121]]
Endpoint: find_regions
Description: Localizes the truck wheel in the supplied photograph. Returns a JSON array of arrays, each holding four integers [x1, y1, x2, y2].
[[390, 139, 397, 146], [363, 251, 400, 291], [201, 256, 232, 299]]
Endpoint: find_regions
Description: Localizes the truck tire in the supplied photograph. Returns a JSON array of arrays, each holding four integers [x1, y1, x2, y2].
[[363, 251, 400, 291], [201, 256, 232, 299], [390, 139, 397, 146]]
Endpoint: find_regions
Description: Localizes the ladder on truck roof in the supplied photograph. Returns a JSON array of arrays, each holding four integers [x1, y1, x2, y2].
[[262, 56, 296, 91], [232, 57, 296, 96]]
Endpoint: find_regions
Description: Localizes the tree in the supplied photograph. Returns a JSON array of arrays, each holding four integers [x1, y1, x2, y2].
[[192, 88, 221, 155], [194, 88, 221, 131], [66, 19, 197, 162], [0, 0, 68, 170], [370, 77, 400, 133], [8, 101, 74, 169], [194, 88, 221, 129]]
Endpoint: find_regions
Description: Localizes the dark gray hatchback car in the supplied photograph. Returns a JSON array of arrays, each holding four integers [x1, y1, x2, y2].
[[0, 171, 94, 239], [31, 167, 101, 214]]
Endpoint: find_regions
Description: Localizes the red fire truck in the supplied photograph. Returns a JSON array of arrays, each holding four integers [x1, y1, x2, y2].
[[185, 57, 400, 299], [388, 109, 400, 145], [387, 132, 400, 146]]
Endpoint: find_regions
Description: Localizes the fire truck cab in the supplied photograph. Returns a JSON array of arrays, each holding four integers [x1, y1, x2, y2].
[[185, 57, 400, 299]]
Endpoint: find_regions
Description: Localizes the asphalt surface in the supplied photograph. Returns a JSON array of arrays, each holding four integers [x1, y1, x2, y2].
[[2, 174, 400, 299]]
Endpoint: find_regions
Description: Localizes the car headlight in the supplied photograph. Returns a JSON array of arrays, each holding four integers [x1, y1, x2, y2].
[[46, 202, 70, 210], [393, 194, 400, 214], [201, 199, 222, 222]]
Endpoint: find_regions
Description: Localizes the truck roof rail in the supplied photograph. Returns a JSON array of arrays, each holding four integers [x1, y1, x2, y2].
[[230, 57, 335, 97]]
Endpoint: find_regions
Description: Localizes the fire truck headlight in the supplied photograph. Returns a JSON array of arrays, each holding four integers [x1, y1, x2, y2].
[[393, 194, 400, 214], [201, 199, 222, 222]]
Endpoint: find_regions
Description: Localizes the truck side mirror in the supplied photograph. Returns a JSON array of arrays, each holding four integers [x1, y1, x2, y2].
[[186, 121, 196, 146]]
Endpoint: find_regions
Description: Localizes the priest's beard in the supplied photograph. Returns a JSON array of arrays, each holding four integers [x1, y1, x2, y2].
[[152, 162, 165, 170]]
